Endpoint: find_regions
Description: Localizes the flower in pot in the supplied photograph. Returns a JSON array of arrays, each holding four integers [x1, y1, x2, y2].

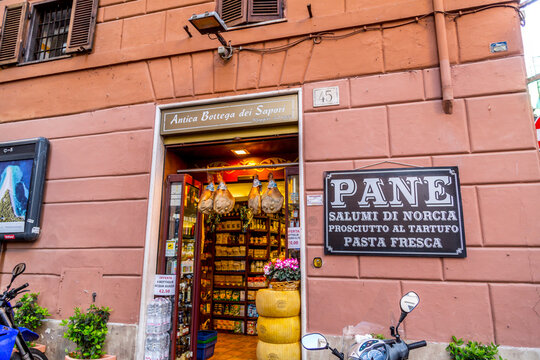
[[61, 304, 115, 360], [264, 258, 300, 290], [13, 292, 51, 352]]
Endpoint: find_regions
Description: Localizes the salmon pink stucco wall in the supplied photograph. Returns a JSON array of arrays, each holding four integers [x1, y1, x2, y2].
[[0, 104, 156, 324], [0, 0, 538, 352], [302, 58, 540, 348]]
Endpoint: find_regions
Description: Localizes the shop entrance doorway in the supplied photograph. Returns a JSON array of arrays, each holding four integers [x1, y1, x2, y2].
[[156, 135, 300, 360]]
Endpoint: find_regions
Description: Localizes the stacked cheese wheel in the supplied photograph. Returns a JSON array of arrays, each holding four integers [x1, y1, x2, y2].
[[256, 289, 301, 360]]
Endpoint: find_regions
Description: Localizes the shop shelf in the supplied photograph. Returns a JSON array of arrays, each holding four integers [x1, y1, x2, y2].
[[213, 285, 245, 289], [213, 314, 245, 320], [214, 271, 246, 274]]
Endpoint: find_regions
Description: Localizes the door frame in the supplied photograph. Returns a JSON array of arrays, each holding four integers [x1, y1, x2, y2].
[[135, 88, 306, 359]]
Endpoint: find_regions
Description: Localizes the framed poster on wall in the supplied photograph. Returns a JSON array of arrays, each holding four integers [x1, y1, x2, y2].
[[0, 138, 49, 241], [324, 167, 466, 258]]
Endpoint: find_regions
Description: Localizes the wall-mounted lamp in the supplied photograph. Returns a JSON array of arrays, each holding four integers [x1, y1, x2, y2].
[[188, 12, 233, 60]]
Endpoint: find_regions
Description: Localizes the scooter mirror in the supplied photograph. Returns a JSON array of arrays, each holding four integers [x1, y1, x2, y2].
[[12, 263, 26, 278], [400, 291, 420, 313], [6, 263, 26, 290], [301, 333, 328, 350]]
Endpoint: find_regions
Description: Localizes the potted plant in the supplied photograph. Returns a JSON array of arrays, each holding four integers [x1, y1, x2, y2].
[[13, 292, 50, 352], [263, 258, 301, 291], [446, 336, 506, 360], [61, 304, 115, 360]]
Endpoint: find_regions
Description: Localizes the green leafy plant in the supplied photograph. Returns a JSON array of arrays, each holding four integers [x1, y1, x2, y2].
[[446, 336, 506, 360], [61, 304, 111, 359], [370, 333, 385, 340], [205, 211, 221, 233], [13, 292, 50, 332], [239, 205, 253, 232]]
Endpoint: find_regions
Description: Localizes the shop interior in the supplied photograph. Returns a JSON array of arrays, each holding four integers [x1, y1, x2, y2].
[[157, 135, 300, 360]]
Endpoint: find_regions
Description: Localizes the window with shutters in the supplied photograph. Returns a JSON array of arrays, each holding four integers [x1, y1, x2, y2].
[[0, 0, 98, 66], [216, 0, 284, 28], [26, 0, 72, 62]]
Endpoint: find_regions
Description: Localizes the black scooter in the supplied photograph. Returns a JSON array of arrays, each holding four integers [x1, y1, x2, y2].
[[301, 291, 426, 360], [0, 263, 48, 360]]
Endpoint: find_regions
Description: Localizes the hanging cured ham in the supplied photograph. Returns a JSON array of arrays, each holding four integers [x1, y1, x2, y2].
[[198, 174, 215, 215], [213, 172, 235, 215], [247, 174, 262, 215], [261, 173, 284, 214]]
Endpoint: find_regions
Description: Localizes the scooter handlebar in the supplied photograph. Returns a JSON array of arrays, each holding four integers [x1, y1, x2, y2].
[[8, 283, 29, 299], [407, 341, 427, 350]]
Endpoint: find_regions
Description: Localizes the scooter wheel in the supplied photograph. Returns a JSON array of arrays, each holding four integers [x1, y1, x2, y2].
[[29, 348, 48, 360]]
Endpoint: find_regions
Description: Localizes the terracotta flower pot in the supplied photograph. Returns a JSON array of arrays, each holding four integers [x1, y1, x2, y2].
[[65, 355, 116, 360], [32, 344, 46, 353], [12, 344, 46, 354]]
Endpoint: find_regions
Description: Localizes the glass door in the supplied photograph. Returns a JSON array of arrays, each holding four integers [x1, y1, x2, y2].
[[158, 174, 202, 360], [285, 167, 300, 259]]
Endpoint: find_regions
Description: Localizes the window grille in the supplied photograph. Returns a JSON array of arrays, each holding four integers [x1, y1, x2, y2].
[[28, 0, 72, 61]]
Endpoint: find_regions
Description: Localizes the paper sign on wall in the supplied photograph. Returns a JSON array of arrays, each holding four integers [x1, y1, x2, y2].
[[154, 275, 176, 296], [288, 227, 301, 249], [307, 194, 323, 206], [165, 240, 176, 257]]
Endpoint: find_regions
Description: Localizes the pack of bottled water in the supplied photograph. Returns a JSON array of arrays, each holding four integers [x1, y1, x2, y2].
[[144, 333, 171, 360], [145, 297, 172, 360]]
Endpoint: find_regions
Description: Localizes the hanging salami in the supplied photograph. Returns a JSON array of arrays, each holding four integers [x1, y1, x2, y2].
[[261, 172, 284, 214]]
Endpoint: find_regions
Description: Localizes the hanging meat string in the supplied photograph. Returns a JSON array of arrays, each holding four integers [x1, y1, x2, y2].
[[247, 174, 262, 215], [261, 172, 284, 214], [213, 172, 235, 215], [198, 174, 215, 215]]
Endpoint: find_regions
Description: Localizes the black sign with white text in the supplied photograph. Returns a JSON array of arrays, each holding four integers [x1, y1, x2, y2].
[[324, 167, 466, 257]]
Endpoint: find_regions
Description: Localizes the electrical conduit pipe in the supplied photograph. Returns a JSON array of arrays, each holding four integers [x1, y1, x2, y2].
[[433, 0, 454, 114]]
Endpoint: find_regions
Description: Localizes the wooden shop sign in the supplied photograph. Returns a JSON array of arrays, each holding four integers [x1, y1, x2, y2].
[[324, 167, 466, 258], [161, 94, 298, 135]]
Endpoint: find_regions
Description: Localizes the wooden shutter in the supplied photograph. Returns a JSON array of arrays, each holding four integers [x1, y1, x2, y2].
[[248, 0, 282, 23], [65, 0, 98, 53], [216, 0, 248, 27], [0, 3, 27, 66]]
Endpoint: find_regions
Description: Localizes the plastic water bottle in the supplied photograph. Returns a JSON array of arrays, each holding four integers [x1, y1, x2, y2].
[[160, 333, 170, 360], [163, 298, 171, 332], [145, 298, 172, 359], [147, 299, 161, 334], [144, 334, 157, 360], [146, 302, 155, 334]]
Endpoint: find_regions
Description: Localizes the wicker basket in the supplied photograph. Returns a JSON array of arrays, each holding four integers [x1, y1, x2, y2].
[[269, 281, 300, 291]]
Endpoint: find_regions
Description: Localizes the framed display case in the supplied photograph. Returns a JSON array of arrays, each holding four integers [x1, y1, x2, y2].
[[0, 137, 49, 242], [158, 174, 203, 360]]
